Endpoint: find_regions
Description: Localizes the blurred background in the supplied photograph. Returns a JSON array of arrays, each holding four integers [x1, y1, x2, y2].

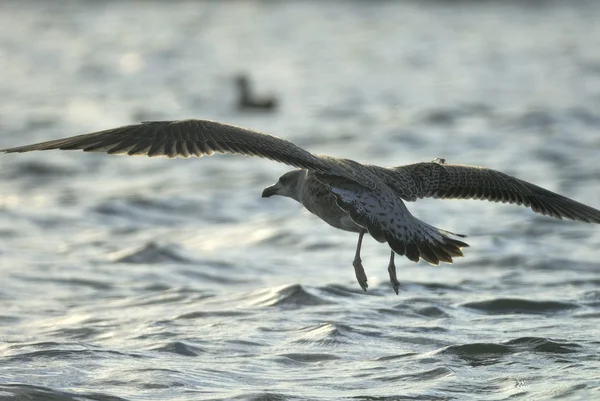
[[1, 1, 600, 400]]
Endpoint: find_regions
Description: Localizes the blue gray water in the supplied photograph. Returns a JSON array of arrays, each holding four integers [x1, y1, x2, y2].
[[1, 1, 600, 400]]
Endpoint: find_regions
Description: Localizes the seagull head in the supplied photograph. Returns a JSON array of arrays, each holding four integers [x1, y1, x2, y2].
[[262, 169, 307, 202]]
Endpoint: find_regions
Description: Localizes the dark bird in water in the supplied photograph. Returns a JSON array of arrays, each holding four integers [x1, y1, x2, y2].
[[235, 75, 278, 111], [3, 119, 600, 294]]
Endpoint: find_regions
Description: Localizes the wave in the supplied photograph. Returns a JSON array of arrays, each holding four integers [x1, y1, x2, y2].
[[244, 284, 333, 307], [0, 384, 128, 401], [440, 337, 581, 366], [151, 341, 203, 357], [110, 242, 195, 264], [462, 298, 579, 315]]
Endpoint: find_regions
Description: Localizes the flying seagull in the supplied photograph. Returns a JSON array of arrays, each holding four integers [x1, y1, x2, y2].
[[3, 119, 600, 294]]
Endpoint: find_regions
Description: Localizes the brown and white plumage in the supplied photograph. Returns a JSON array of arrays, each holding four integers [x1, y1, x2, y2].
[[3, 119, 600, 293]]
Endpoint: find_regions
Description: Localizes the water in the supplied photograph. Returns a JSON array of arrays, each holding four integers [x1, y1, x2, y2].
[[1, 1, 600, 400]]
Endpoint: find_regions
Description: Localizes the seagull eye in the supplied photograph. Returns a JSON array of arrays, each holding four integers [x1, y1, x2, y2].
[[280, 176, 289, 185]]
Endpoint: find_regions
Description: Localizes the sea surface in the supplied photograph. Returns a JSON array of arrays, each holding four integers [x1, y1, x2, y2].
[[1, 1, 600, 400]]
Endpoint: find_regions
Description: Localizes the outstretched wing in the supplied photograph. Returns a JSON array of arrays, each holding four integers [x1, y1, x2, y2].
[[1, 119, 376, 189], [315, 174, 469, 265], [382, 161, 600, 224]]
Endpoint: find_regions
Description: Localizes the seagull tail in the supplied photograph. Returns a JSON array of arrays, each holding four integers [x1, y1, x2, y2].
[[385, 224, 469, 266]]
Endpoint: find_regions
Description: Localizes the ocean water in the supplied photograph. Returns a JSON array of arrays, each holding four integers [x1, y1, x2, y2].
[[1, 1, 600, 400]]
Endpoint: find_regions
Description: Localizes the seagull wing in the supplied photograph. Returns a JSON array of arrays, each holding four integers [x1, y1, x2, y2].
[[385, 161, 600, 224], [315, 174, 469, 265], [1, 119, 376, 188]]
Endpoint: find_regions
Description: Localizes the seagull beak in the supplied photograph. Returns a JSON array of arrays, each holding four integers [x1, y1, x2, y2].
[[262, 184, 279, 198]]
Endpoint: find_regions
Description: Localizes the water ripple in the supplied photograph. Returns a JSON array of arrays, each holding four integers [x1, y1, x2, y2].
[[503, 337, 582, 354], [244, 284, 333, 307], [276, 352, 340, 363], [462, 298, 580, 315], [440, 343, 514, 366], [440, 337, 582, 367], [0, 384, 128, 401], [229, 393, 301, 401], [110, 242, 194, 264], [175, 310, 250, 320], [373, 366, 454, 383], [152, 341, 203, 357]]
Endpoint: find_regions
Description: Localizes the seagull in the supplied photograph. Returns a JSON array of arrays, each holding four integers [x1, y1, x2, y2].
[[3, 119, 600, 294]]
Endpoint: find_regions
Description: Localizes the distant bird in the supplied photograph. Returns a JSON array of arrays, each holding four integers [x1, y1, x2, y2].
[[235, 75, 278, 111], [3, 119, 600, 294]]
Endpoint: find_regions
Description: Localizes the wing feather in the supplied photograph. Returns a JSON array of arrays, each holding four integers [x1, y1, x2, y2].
[[382, 162, 600, 224], [2, 119, 380, 189]]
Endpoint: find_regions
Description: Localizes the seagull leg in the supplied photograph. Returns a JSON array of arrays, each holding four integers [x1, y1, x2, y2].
[[388, 251, 400, 295], [352, 229, 368, 292]]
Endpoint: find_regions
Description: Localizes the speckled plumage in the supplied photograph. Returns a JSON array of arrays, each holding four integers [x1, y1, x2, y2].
[[3, 119, 600, 293]]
